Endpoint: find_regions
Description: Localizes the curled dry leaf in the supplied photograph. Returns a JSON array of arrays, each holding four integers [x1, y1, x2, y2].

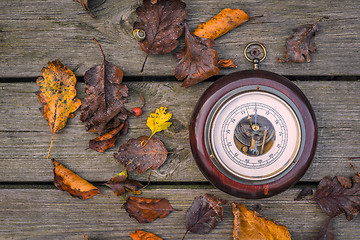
[[232, 203, 291, 240], [105, 170, 143, 196], [316, 218, 334, 240], [114, 135, 168, 174], [52, 159, 100, 200], [134, 0, 187, 71], [130, 230, 162, 240], [218, 58, 237, 69], [123, 196, 174, 223], [76, 0, 96, 18], [184, 194, 226, 239], [193, 8, 256, 40], [175, 22, 219, 88], [36, 59, 81, 158], [89, 122, 127, 152], [294, 186, 313, 201], [80, 39, 130, 150], [314, 175, 360, 221], [279, 21, 319, 63]]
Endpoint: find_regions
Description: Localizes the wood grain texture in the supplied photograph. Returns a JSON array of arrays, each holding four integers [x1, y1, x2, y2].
[[0, 186, 359, 240], [1, 81, 360, 182], [0, 0, 359, 78]]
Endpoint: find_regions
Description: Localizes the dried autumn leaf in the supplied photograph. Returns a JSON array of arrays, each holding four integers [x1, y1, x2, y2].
[[130, 230, 163, 240], [80, 39, 130, 137], [89, 122, 126, 152], [193, 8, 256, 40], [175, 22, 219, 88], [218, 58, 237, 69], [134, 0, 187, 72], [183, 194, 228, 239], [123, 196, 174, 223], [36, 59, 81, 158], [294, 186, 313, 201], [52, 159, 100, 200], [105, 170, 143, 196], [232, 203, 291, 240], [114, 135, 168, 174], [314, 175, 360, 220], [146, 106, 172, 135], [279, 21, 319, 63], [316, 218, 334, 240]]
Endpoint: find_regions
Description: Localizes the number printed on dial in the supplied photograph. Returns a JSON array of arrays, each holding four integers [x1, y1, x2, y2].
[[210, 91, 301, 181]]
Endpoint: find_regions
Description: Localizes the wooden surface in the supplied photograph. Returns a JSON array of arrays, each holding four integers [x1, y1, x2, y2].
[[1, 0, 360, 239], [0, 0, 359, 78]]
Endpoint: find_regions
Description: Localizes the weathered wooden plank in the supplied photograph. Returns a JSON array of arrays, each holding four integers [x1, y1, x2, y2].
[[0, 186, 358, 240], [0, 0, 359, 77], [1, 81, 360, 183]]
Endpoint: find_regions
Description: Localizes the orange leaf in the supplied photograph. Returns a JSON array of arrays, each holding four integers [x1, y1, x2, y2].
[[232, 203, 291, 240], [36, 60, 81, 158], [89, 122, 126, 152], [52, 159, 100, 200], [218, 58, 237, 68], [193, 8, 253, 40], [130, 230, 162, 240], [123, 196, 174, 223]]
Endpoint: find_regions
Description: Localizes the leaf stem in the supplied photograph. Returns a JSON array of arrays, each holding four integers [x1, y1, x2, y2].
[[141, 133, 154, 148], [182, 230, 189, 240], [249, 15, 264, 20], [93, 38, 106, 61], [350, 163, 360, 177], [47, 135, 54, 159], [140, 54, 149, 72]]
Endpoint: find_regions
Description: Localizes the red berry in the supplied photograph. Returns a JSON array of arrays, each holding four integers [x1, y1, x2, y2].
[[132, 107, 143, 117]]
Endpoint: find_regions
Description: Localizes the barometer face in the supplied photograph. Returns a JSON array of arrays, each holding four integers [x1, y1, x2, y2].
[[190, 70, 317, 199]]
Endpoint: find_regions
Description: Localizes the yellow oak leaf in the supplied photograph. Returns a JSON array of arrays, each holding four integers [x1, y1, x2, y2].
[[36, 59, 81, 158], [142, 107, 172, 147]]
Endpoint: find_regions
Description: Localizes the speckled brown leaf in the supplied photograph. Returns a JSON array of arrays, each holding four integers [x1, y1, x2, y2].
[[232, 203, 291, 240], [52, 159, 100, 200], [123, 196, 174, 223], [114, 135, 168, 174], [280, 22, 319, 63], [314, 175, 360, 220], [175, 22, 219, 88], [80, 39, 130, 135], [184, 194, 225, 237], [134, 0, 187, 71]]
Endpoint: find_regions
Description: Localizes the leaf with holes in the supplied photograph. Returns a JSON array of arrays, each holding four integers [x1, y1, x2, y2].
[[36, 59, 81, 158], [134, 0, 187, 71]]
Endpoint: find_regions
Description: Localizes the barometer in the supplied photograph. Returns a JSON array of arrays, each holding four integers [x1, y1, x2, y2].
[[190, 42, 317, 198]]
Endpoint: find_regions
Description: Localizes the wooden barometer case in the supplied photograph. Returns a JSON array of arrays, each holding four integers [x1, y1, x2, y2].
[[189, 42, 317, 199]]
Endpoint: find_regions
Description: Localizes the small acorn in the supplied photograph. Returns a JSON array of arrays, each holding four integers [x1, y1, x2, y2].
[[133, 29, 146, 41]]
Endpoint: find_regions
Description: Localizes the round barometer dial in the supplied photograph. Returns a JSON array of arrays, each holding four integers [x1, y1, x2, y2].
[[190, 43, 317, 199]]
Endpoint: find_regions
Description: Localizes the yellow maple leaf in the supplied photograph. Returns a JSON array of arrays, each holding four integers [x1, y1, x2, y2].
[[36, 59, 81, 158], [142, 107, 172, 147]]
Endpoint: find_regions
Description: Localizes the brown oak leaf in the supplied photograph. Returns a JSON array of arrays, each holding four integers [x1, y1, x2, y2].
[[134, 0, 187, 71], [175, 22, 219, 88], [52, 159, 100, 200], [280, 22, 319, 63], [80, 39, 130, 136], [114, 135, 168, 174], [123, 196, 174, 223], [232, 203, 291, 240], [183, 194, 227, 238], [316, 218, 334, 240], [314, 175, 360, 220], [130, 230, 163, 240]]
